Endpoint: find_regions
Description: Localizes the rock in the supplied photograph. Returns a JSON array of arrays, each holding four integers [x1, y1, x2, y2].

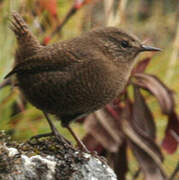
[[0, 131, 117, 180]]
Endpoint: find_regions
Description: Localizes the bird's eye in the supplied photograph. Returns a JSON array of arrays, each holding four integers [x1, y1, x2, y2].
[[121, 41, 130, 48]]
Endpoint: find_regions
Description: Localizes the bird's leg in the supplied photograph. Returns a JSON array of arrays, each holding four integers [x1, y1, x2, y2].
[[29, 112, 71, 145], [66, 125, 90, 153], [66, 125, 107, 164], [43, 112, 61, 138]]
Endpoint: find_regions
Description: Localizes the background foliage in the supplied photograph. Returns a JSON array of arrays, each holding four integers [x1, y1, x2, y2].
[[0, 0, 178, 179]]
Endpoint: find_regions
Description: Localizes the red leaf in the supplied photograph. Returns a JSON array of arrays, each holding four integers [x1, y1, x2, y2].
[[134, 73, 175, 115], [84, 108, 123, 152], [38, 0, 58, 18], [133, 86, 156, 139], [162, 111, 179, 154], [129, 140, 166, 180], [121, 102, 163, 161], [132, 57, 151, 75], [108, 141, 128, 180], [134, 74, 178, 153], [121, 102, 166, 180], [121, 103, 166, 179]]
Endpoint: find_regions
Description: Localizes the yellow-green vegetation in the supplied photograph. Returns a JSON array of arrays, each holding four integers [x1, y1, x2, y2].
[[0, 0, 178, 179]]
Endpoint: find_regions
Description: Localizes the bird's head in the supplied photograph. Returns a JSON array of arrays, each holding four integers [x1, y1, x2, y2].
[[94, 27, 161, 65]]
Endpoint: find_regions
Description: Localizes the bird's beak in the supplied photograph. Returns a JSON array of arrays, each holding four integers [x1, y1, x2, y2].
[[140, 44, 161, 52]]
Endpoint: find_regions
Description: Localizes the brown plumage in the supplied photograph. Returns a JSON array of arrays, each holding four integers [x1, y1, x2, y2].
[[6, 12, 160, 150]]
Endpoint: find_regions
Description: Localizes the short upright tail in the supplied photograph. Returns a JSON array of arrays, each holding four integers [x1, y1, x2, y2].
[[9, 12, 42, 64], [10, 12, 29, 38]]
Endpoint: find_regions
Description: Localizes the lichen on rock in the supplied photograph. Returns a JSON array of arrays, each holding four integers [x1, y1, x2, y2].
[[0, 131, 117, 180]]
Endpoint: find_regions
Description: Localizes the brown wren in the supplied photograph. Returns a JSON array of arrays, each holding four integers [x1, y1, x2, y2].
[[5, 12, 160, 152]]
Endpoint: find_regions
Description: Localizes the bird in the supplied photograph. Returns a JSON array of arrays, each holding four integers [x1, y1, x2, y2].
[[5, 12, 160, 152]]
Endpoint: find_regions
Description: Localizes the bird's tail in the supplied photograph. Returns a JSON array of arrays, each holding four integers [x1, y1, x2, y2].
[[10, 12, 30, 38], [10, 12, 42, 62]]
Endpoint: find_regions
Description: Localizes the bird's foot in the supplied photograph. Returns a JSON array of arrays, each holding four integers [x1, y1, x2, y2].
[[28, 130, 72, 147], [65, 125, 106, 164], [42, 112, 72, 146], [65, 125, 90, 153], [50, 126, 72, 146], [28, 132, 54, 145]]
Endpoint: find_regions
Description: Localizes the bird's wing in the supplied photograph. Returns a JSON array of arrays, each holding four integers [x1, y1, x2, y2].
[[4, 53, 78, 79]]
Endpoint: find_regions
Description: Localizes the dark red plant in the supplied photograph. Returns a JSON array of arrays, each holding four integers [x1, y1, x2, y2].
[[82, 57, 179, 179]]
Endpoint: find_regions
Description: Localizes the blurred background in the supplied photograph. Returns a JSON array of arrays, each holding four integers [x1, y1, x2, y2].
[[0, 0, 178, 179]]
